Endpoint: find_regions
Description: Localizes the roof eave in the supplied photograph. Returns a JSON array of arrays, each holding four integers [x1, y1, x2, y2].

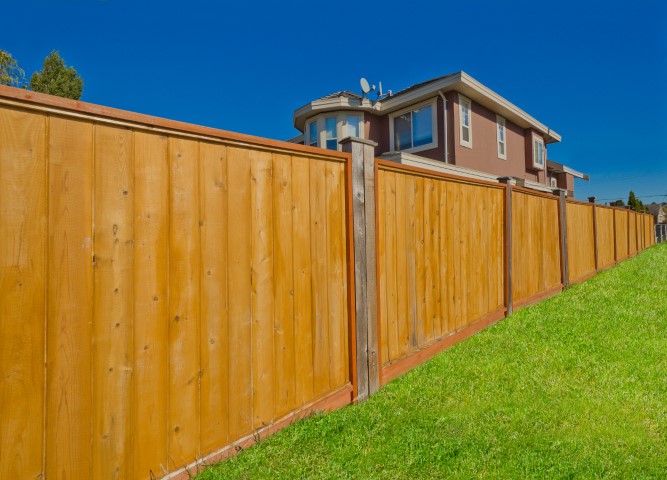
[[293, 96, 376, 131]]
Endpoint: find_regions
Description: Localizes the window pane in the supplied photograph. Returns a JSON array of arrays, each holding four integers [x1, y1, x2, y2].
[[394, 113, 412, 151], [499, 142, 505, 156], [461, 104, 470, 127], [462, 125, 470, 143], [498, 124, 505, 141], [308, 121, 317, 146], [325, 117, 337, 140], [538, 142, 543, 164], [347, 115, 360, 137], [326, 139, 338, 150], [412, 105, 433, 147]]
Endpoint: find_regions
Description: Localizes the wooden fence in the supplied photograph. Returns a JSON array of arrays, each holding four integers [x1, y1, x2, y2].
[[374, 161, 656, 384], [0, 86, 658, 480], [0, 87, 355, 480]]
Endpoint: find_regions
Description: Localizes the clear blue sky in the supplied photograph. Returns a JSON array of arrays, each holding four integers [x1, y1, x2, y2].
[[3, 0, 666, 203]]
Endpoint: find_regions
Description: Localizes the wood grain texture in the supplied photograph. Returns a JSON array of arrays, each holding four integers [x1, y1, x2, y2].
[[133, 132, 169, 478], [167, 137, 200, 469], [566, 202, 596, 283], [92, 125, 134, 480], [199, 141, 229, 454], [0, 107, 46, 479], [595, 207, 615, 269], [614, 210, 629, 260], [46, 116, 94, 480]]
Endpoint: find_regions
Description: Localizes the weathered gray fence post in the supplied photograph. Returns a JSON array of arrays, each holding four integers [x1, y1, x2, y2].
[[589, 196, 599, 270], [498, 177, 514, 316], [557, 189, 570, 287], [340, 136, 379, 401]]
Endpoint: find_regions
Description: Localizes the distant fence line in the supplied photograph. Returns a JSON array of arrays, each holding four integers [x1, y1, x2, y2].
[[0, 86, 656, 480]]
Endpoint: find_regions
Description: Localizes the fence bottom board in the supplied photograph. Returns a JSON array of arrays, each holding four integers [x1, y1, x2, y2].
[[512, 285, 563, 311], [380, 307, 507, 386], [162, 384, 354, 480]]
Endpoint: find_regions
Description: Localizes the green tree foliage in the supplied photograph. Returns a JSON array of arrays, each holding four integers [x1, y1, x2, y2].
[[627, 191, 648, 212], [612, 199, 625, 207], [0, 50, 25, 87], [30, 51, 83, 100]]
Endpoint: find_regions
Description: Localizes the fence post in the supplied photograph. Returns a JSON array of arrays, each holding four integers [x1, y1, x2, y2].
[[558, 190, 570, 287], [499, 177, 514, 316], [588, 197, 599, 271], [340, 136, 379, 401]]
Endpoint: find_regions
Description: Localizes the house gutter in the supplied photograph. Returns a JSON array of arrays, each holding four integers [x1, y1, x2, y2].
[[438, 90, 448, 163]]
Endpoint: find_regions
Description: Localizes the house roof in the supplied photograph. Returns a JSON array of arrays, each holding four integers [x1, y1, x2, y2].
[[293, 71, 562, 144], [547, 160, 589, 181], [647, 204, 665, 216]]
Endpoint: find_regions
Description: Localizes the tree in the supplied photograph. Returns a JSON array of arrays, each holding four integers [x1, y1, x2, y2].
[[628, 191, 641, 211], [0, 50, 25, 87], [30, 51, 83, 100], [612, 199, 625, 207]]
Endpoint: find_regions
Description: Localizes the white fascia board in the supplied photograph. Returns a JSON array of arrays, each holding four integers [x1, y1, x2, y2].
[[377, 71, 561, 144], [379, 151, 500, 183], [562, 165, 588, 180]]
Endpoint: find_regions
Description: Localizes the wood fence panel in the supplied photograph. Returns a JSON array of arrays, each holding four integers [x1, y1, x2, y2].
[[377, 164, 505, 373], [614, 209, 629, 260], [646, 214, 655, 246], [133, 132, 169, 478], [46, 116, 94, 480], [0, 88, 353, 480], [92, 125, 135, 479], [596, 206, 615, 269], [628, 212, 638, 256], [0, 107, 46, 479], [511, 190, 561, 306], [566, 202, 596, 283]]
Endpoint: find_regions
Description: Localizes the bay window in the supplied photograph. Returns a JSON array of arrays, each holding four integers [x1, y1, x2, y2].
[[303, 113, 364, 151]]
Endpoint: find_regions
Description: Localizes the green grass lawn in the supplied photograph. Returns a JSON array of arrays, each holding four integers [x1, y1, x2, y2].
[[197, 243, 667, 479]]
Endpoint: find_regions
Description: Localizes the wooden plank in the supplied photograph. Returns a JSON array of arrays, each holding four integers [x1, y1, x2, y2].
[[199, 141, 229, 454], [414, 177, 426, 344], [273, 153, 295, 416], [132, 131, 169, 478], [167, 137, 200, 468], [92, 125, 134, 479], [438, 182, 450, 334], [46, 116, 94, 479], [404, 175, 418, 353], [422, 178, 434, 343], [255, 152, 278, 411], [310, 159, 330, 395], [384, 172, 399, 361], [250, 149, 275, 428], [0, 107, 46, 479], [226, 147, 253, 441], [292, 156, 314, 407], [326, 161, 348, 388], [377, 170, 388, 366], [394, 174, 409, 358]]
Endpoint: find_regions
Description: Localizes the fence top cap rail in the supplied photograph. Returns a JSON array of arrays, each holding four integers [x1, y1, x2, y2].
[[511, 184, 559, 200], [0, 84, 350, 161], [376, 158, 505, 190]]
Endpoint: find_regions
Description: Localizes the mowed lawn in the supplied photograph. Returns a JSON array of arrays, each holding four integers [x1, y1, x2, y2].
[[198, 243, 667, 479]]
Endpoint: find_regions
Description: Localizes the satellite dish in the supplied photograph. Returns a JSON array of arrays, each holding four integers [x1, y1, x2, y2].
[[360, 77, 371, 95]]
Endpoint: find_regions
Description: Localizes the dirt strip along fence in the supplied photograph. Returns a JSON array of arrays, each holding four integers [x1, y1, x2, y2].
[[0, 87, 355, 480], [374, 160, 655, 386], [0, 85, 657, 480]]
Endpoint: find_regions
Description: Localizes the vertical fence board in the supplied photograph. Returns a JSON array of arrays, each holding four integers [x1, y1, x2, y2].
[[167, 138, 201, 468], [226, 147, 253, 440], [46, 116, 94, 480], [0, 108, 46, 479], [92, 125, 134, 479], [133, 132, 169, 478], [273, 153, 296, 417], [310, 160, 331, 397], [292, 156, 314, 407], [199, 142, 229, 454], [384, 172, 399, 361], [394, 175, 409, 357]]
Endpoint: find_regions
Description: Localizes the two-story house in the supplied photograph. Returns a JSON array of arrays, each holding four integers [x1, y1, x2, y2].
[[288, 71, 588, 196]]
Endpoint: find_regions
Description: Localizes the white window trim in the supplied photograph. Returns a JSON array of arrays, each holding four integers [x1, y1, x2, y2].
[[303, 111, 365, 151], [388, 97, 438, 154], [496, 114, 507, 160], [458, 94, 473, 149], [550, 176, 557, 188], [532, 133, 545, 170]]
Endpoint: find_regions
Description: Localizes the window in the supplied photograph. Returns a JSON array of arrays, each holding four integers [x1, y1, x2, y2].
[[550, 177, 557, 188], [346, 114, 361, 137], [303, 113, 365, 150], [459, 94, 472, 148], [389, 99, 437, 153], [308, 121, 318, 147], [533, 136, 545, 168], [325, 117, 337, 150], [496, 115, 506, 160]]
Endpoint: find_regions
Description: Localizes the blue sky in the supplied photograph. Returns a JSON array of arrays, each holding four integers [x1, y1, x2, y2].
[[3, 0, 666, 202]]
